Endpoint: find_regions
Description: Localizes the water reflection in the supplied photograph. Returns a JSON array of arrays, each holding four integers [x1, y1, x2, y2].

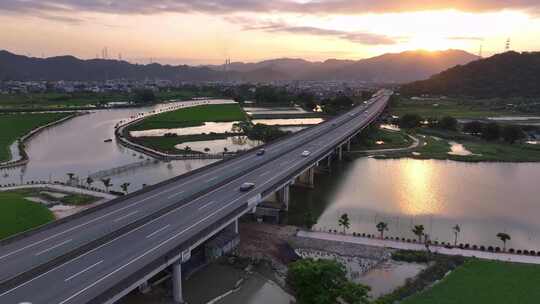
[[130, 121, 240, 137], [397, 160, 442, 216], [288, 158, 540, 250], [175, 136, 261, 153]]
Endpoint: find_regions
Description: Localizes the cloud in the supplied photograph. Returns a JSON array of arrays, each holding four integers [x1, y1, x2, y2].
[[1, 0, 540, 18], [447, 36, 485, 41], [232, 18, 400, 45]]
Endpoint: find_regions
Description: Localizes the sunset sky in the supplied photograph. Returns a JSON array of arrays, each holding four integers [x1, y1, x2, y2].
[[1, 0, 540, 65]]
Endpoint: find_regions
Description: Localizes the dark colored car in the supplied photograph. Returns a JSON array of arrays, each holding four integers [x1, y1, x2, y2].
[[256, 149, 265, 156]]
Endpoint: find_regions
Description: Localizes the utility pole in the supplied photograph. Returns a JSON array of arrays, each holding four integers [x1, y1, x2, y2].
[[505, 38, 511, 52]]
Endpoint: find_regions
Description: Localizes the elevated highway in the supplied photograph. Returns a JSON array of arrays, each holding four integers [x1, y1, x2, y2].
[[0, 90, 392, 304]]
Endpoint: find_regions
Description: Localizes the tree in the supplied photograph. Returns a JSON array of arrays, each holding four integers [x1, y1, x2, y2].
[[86, 176, 94, 188], [482, 122, 501, 141], [398, 114, 423, 129], [497, 232, 511, 251], [101, 178, 113, 192], [412, 225, 425, 243], [501, 125, 525, 144], [338, 213, 351, 234], [376, 222, 389, 239], [120, 182, 130, 194], [452, 224, 461, 246], [132, 89, 156, 104], [463, 121, 484, 135], [183, 146, 192, 153], [304, 210, 317, 229], [287, 259, 370, 304], [439, 116, 458, 131], [66, 172, 75, 181]]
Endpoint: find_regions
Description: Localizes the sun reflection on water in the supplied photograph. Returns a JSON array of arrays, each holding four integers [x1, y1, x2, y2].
[[397, 160, 442, 216]]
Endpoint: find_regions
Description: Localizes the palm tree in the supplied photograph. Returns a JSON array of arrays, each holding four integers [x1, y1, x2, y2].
[[412, 225, 425, 243], [497, 232, 511, 251], [452, 224, 461, 246], [376, 222, 389, 239], [338, 213, 351, 234], [304, 210, 316, 229], [101, 178, 113, 193], [120, 182, 130, 194], [184, 146, 192, 153], [86, 176, 94, 188]]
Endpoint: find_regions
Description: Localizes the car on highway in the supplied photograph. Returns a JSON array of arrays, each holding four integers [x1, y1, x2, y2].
[[256, 149, 265, 156], [239, 182, 255, 192], [301, 150, 311, 157]]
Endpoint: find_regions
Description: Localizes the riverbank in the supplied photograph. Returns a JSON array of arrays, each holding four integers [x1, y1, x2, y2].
[[0, 184, 113, 239], [0, 112, 77, 167]]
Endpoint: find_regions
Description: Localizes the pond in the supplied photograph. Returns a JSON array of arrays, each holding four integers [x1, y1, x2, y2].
[[129, 121, 241, 137], [252, 118, 324, 126], [175, 136, 261, 153]]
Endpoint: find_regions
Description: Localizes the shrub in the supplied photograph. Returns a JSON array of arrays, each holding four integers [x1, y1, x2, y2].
[[488, 246, 494, 252], [465, 244, 470, 249], [517, 250, 522, 254], [524, 250, 530, 255], [509, 248, 515, 253], [472, 245, 478, 250], [495, 247, 501, 252], [480, 246, 485, 251]]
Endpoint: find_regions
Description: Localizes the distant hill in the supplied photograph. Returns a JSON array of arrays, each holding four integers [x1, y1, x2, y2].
[[400, 51, 540, 98], [209, 50, 479, 83], [0, 49, 478, 83]]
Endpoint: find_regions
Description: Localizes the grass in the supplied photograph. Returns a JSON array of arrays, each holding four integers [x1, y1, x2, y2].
[[0, 191, 55, 240], [132, 133, 230, 154], [59, 194, 99, 206], [0, 112, 72, 162], [128, 104, 247, 131], [403, 259, 540, 304], [356, 127, 413, 150], [0, 89, 221, 109], [391, 97, 520, 119], [375, 128, 540, 162]]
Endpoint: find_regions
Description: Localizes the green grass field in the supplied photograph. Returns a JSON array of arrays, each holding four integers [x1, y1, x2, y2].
[[0, 112, 72, 162], [403, 260, 540, 304], [391, 98, 517, 119], [356, 127, 413, 150], [129, 103, 247, 131], [0, 90, 221, 109], [0, 191, 55, 240], [132, 134, 229, 154]]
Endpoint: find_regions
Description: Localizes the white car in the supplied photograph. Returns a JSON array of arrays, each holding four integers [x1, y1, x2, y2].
[[301, 150, 311, 157]]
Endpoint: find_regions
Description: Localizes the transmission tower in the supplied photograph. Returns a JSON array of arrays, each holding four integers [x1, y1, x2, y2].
[[478, 44, 483, 58]]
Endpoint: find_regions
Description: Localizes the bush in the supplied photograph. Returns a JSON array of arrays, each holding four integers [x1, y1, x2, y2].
[[509, 248, 515, 253], [488, 246, 494, 252], [517, 250, 522, 254], [472, 245, 478, 250], [392, 250, 430, 263], [480, 246, 486, 251]]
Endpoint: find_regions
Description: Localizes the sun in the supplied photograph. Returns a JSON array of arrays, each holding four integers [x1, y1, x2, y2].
[[407, 35, 457, 51]]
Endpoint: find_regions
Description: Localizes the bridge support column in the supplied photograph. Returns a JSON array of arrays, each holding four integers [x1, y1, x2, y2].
[[346, 140, 351, 152], [138, 281, 151, 294], [277, 185, 290, 211], [294, 167, 315, 188], [172, 261, 184, 304], [234, 218, 239, 234], [337, 146, 343, 161]]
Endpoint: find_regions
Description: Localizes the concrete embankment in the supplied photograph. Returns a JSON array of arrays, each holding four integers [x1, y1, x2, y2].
[[298, 230, 540, 265]]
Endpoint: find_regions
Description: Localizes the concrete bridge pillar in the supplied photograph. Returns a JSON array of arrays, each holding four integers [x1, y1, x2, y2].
[[138, 281, 151, 294], [346, 140, 351, 152], [277, 184, 290, 210], [294, 167, 315, 188], [172, 261, 184, 303], [337, 145, 343, 161]]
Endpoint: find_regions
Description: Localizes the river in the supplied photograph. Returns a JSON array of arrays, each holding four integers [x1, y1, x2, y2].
[[288, 157, 540, 251], [2, 102, 540, 300]]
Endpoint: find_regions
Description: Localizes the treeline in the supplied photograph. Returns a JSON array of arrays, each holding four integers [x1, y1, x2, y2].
[[398, 113, 527, 144], [224, 84, 371, 113], [400, 51, 540, 98]]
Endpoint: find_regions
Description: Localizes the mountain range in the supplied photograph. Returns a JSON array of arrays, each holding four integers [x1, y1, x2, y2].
[[400, 51, 540, 98], [0, 49, 478, 83]]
